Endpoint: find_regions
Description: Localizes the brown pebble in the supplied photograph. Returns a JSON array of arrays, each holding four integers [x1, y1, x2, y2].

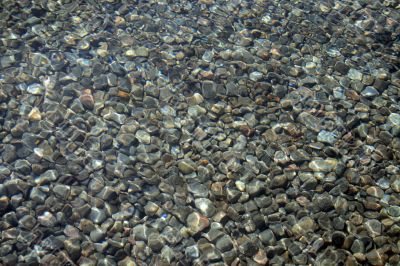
[[79, 89, 94, 110], [240, 125, 254, 137], [117, 90, 130, 98], [199, 0, 214, 4]]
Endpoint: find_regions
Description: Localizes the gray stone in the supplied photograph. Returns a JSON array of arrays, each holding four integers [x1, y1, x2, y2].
[[194, 198, 216, 217], [2, 145, 16, 163], [88, 207, 106, 224], [259, 229, 276, 246], [90, 226, 106, 242], [317, 130, 337, 145], [364, 219, 382, 237], [135, 130, 151, 144], [178, 159, 197, 174], [334, 62, 349, 74], [347, 69, 363, 81], [361, 86, 379, 97], [202, 81, 217, 99], [215, 235, 234, 252], [270, 174, 287, 188], [388, 113, 400, 126]]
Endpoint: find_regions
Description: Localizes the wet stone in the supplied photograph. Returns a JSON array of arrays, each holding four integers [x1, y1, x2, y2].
[[194, 198, 216, 217], [202, 81, 217, 99], [0, 1, 398, 265], [361, 86, 379, 97], [309, 158, 338, 172], [88, 207, 106, 224], [334, 62, 350, 74], [178, 159, 197, 174], [317, 130, 337, 145], [186, 212, 210, 235]]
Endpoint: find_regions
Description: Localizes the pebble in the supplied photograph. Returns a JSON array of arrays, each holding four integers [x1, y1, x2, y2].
[[135, 130, 151, 144], [388, 113, 400, 126], [347, 69, 363, 81], [186, 212, 209, 235], [309, 158, 338, 172], [361, 86, 379, 97], [27, 83, 45, 95], [317, 130, 337, 145], [178, 159, 197, 174]]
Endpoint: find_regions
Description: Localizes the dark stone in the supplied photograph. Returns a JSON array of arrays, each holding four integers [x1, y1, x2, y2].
[[334, 62, 350, 75]]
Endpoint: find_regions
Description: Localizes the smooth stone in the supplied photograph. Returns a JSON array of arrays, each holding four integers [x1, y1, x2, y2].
[[387, 206, 400, 219], [361, 86, 379, 97], [364, 219, 382, 237], [132, 224, 156, 242], [334, 62, 349, 74], [38, 211, 57, 227], [194, 198, 216, 217], [178, 159, 197, 174], [2, 145, 16, 163], [148, 233, 164, 252], [27, 83, 45, 95], [259, 229, 276, 246], [388, 113, 400, 126], [30, 187, 47, 203], [117, 257, 136, 266], [292, 217, 316, 236], [19, 215, 37, 230], [186, 212, 210, 235], [126, 47, 149, 57], [366, 186, 384, 198], [348, 69, 363, 81], [351, 239, 365, 253], [215, 235, 234, 252], [64, 239, 81, 261], [202, 81, 217, 99], [116, 133, 136, 146], [249, 71, 263, 81], [88, 207, 106, 224], [28, 107, 42, 121], [135, 130, 151, 144], [366, 249, 387, 266], [309, 158, 338, 172], [185, 245, 200, 259], [269, 174, 288, 188], [90, 226, 106, 242], [14, 160, 31, 174], [35, 170, 58, 185], [317, 130, 337, 145]]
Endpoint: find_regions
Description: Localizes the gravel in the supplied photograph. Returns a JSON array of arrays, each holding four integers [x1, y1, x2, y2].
[[0, 0, 399, 265]]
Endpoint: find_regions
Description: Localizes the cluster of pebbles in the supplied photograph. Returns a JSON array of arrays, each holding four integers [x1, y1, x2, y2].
[[1, 0, 400, 265]]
